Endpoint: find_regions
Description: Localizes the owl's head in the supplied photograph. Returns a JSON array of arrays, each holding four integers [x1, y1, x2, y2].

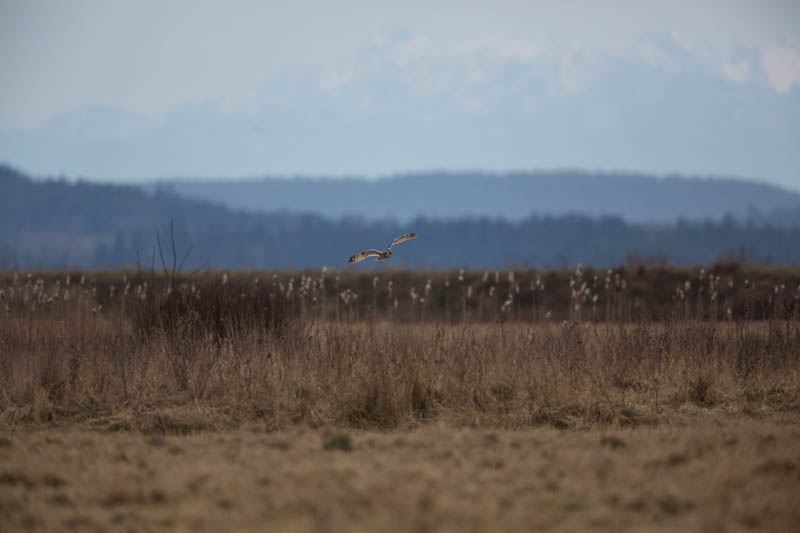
[[384, 249, 393, 258]]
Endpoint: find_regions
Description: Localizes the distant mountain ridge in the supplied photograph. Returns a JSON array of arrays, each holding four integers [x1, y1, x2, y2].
[[3, 32, 799, 184], [155, 171, 800, 224]]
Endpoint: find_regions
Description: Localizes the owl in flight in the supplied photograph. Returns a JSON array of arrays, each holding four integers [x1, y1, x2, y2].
[[348, 233, 417, 263]]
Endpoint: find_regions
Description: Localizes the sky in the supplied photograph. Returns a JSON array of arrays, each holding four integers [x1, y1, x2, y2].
[[1, 0, 799, 188]]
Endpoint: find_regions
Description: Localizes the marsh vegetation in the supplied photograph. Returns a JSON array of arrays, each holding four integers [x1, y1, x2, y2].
[[1, 265, 799, 531]]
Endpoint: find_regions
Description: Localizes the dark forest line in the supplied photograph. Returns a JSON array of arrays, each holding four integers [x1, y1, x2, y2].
[[2, 164, 800, 269]]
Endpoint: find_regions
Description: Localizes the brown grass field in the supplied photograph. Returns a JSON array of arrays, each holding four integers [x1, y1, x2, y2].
[[1, 267, 800, 531]]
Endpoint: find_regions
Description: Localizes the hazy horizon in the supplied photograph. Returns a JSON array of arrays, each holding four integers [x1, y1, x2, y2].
[[1, 1, 799, 189], [5, 161, 799, 194]]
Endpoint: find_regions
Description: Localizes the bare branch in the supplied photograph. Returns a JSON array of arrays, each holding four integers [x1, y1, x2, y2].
[[170, 220, 177, 282], [155, 230, 169, 276], [188, 260, 208, 278], [178, 245, 193, 272]]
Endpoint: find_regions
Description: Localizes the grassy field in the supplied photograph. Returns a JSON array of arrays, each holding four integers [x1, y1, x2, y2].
[[3, 417, 799, 532], [2, 267, 800, 531]]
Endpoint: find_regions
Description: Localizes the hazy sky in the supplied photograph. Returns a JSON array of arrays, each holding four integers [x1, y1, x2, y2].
[[1, 0, 799, 187]]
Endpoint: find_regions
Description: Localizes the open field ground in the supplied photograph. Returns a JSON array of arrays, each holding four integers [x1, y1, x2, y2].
[[1, 267, 800, 531], [2, 416, 800, 532]]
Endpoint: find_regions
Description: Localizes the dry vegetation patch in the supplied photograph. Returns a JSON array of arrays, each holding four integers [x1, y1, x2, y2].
[[2, 417, 799, 532], [1, 268, 799, 530], [1, 318, 799, 431]]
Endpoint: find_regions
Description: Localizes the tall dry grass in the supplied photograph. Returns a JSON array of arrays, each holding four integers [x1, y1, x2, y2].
[[1, 266, 798, 431]]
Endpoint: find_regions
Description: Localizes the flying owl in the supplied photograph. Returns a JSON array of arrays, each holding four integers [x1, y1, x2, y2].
[[348, 233, 417, 263]]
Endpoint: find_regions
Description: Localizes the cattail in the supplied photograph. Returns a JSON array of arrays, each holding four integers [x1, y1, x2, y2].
[[482, 271, 489, 283], [340, 289, 354, 305], [458, 269, 464, 282], [508, 271, 515, 284], [424, 278, 432, 297], [222, 273, 229, 285], [467, 286, 473, 299], [373, 276, 379, 289]]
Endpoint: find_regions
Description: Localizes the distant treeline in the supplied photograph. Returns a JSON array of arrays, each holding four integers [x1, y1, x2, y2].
[[156, 170, 800, 225], [2, 164, 800, 269]]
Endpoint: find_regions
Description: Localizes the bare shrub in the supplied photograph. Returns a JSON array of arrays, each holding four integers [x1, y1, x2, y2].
[[128, 274, 288, 343]]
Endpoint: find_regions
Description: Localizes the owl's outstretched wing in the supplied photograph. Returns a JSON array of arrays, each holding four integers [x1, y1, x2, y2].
[[388, 232, 417, 249], [349, 249, 382, 263]]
